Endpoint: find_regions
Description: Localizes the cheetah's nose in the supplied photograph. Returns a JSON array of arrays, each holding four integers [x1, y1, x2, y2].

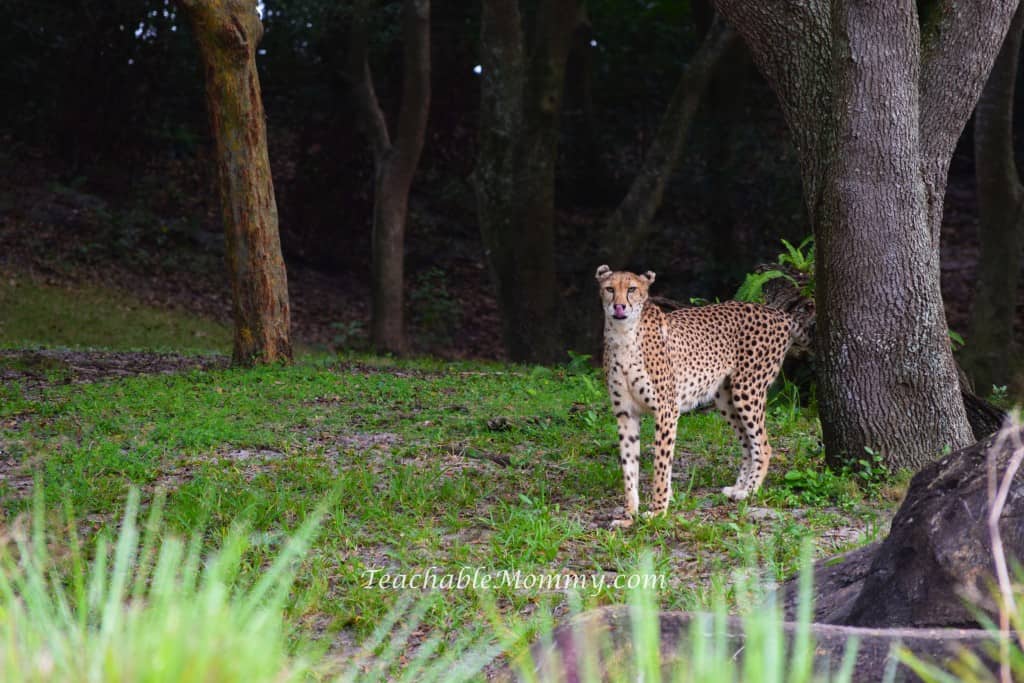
[[613, 304, 627, 319]]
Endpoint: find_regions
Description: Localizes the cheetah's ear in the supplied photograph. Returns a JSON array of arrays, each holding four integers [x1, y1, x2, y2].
[[595, 264, 613, 281], [643, 270, 656, 285]]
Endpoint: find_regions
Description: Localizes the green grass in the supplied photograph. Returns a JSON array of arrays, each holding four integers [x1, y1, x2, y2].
[[0, 490, 326, 682], [0, 490, 878, 682], [0, 278, 903, 674], [5, 481, 1019, 681], [1, 346, 898, 652], [0, 275, 230, 351]]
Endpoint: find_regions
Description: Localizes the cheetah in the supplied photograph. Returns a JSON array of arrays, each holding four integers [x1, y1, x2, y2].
[[596, 264, 804, 528]]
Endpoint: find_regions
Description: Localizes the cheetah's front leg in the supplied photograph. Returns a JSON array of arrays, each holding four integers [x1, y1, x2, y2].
[[646, 407, 679, 517], [610, 411, 641, 528]]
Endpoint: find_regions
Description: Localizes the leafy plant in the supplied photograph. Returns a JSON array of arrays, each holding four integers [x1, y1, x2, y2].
[[735, 268, 794, 304], [852, 447, 888, 495], [769, 376, 803, 423], [734, 236, 815, 303], [779, 466, 846, 507], [409, 267, 461, 347], [778, 237, 815, 276], [331, 320, 367, 351], [566, 349, 595, 376]]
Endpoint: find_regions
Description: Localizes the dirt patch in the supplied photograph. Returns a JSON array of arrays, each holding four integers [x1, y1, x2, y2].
[[0, 451, 32, 501], [0, 349, 227, 389], [337, 432, 401, 452]]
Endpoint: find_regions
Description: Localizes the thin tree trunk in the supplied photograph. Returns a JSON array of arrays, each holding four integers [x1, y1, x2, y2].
[[179, 0, 292, 366], [714, 0, 1017, 469], [964, 5, 1024, 393], [562, 5, 615, 204], [475, 0, 577, 364], [349, 0, 431, 355], [598, 16, 736, 265], [705, 39, 751, 277], [563, 15, 738, 357]]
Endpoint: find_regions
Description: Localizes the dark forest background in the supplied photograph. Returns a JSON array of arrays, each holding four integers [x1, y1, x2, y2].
[[0, 0, 1019, 377]]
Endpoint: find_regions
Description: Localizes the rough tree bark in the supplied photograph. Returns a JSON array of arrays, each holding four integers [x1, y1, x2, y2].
[[179, 0, 292, 366], [597, 17, 737, 265], [474, 0, 579, 364], [714, 0, 1017, 469], [964, 5, 1024, 394], [348, 0, 431, 355]]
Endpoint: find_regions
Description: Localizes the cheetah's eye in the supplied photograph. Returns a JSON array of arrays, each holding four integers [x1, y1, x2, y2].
[[627, 286, 637, 294], [605, 287, 614, 293]]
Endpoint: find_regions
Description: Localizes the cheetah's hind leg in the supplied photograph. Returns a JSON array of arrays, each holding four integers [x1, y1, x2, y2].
[[723, 375, 773, 500], [714, 378, 753, 500]]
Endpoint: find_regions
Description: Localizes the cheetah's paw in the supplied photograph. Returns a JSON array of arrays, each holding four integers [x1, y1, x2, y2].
[[609, 517, 635, 529], [722, 486, 749, 501]]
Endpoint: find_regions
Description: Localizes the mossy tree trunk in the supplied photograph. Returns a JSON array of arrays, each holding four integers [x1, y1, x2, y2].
[[964, 4, 1024, 393], [179, 0, 291, 366], [348, 0, 431, 355], [474, 0, 579, 364], [715, 0, 1017, 469]]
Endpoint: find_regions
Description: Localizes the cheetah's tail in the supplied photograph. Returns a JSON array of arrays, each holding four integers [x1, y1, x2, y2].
[[757, 264, 815, 355]]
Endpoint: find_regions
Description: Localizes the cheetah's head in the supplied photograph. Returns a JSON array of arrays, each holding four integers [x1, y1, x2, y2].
[[595, 265, 655, 323]]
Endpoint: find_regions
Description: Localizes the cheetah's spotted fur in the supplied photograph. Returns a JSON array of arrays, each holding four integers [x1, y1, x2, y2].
[[596, 265, 801, 528]]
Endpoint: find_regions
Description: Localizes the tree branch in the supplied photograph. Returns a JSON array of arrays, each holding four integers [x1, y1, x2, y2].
[[918, 0, 1019, 168], [599, 16, 738, 263], [347, 0, 391, 160]]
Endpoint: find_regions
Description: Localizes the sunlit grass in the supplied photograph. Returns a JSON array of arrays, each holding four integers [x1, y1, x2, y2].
[[0, 274, 230, 351]]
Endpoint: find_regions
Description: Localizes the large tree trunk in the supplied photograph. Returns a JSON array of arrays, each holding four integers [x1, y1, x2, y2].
[[815, 1, 970, 469], [715, 0, 1016, 469], [349, 0, 431, 355], [179, 0, 292, 366], [474, 0, 578, 364], [964, 5, 1024, 394]]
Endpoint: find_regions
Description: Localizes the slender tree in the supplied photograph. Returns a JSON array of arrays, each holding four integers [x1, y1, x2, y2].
[[178, 0, 292, 366], [562, 13, 738, 356], [348, 0, 431, 355], [474, 0, 580, 364], [963, 4, 1024, 393], [597, 16, 736, 265], [714, 0, 1018, 469]]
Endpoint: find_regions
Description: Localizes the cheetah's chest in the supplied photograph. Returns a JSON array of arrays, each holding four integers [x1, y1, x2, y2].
[[605, 344, 659, 413]]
